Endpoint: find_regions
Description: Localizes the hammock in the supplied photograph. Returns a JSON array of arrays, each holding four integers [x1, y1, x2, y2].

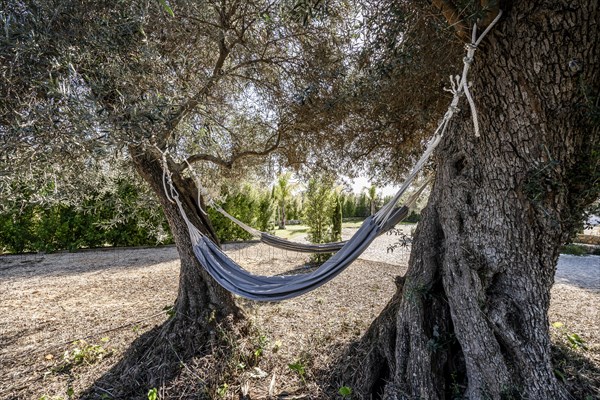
[[192, 215, 380, 300], [180, 196, 403, 301], [161, 14, 502, 301], [170, 184, 420, 301], [212, 181, 428, 254]]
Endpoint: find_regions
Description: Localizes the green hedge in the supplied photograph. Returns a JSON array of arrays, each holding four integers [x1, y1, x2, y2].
[[208, 185, 274, 242], [0, 180, 172, 254]]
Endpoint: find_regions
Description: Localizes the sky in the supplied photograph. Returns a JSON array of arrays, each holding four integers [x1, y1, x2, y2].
[[349, 176, 399, 197]]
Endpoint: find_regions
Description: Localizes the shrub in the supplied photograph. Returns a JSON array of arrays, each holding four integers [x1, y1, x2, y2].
[[304, 176, 337, 263], [560, 244, 587, 256], [208, 185, 275, 242], [0, 177, 172, 254]]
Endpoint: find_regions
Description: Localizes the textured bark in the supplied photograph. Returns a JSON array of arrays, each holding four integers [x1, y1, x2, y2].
[[87, 145, 245, 398], [346, 2, 599, 399], [279, 201, 286, 229], [130, 145, 243, 323]]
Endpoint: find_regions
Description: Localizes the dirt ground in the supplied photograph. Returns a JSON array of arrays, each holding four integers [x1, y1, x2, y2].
[[0, 226, 598, 399]]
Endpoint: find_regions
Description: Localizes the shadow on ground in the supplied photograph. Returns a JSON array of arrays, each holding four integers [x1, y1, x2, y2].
[[79, 316, 247, 400], [0, 246, 180, 280], [552, 342, 600, 400], [0, 241, 266, 281]]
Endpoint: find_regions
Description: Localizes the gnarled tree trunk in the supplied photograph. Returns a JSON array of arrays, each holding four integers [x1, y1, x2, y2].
[[89, 145, 245, 398], [343, 3, 599, 399], [130, 145, 243, 323]]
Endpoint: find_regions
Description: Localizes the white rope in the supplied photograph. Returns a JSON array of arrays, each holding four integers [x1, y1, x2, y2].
[[172, 194, 204, 245], [160, 151, 176, 205], [183, 158, 209, 216], [154, 145, 206, 244], [374, 11, 502, 225], [462, 44, 480, 137]]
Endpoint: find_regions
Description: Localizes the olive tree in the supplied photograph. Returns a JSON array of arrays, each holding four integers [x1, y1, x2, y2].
[[330, 2, 600, 399], [1, 0, 347, 394]]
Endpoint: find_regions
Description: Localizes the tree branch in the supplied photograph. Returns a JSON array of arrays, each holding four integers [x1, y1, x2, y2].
[[156, 3, 234, 146], [479, 0, 500, 28], [180, 129, 283, 171], [430, 0, 469, 41], [164, 36, 229, 140], [158, 3, 279, 145]]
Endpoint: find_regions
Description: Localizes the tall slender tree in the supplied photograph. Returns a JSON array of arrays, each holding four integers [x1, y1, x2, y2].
[[274, 172, 294, 229], [366, 184, 378, 216], [331, 192, 343, 242]]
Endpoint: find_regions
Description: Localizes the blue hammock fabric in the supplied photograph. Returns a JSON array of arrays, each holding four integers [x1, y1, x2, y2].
[[191, 215, 383, 301]]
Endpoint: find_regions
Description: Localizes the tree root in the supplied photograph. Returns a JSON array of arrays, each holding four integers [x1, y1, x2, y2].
[[82, 314, 251, 399], [325, 277, 404, 399]]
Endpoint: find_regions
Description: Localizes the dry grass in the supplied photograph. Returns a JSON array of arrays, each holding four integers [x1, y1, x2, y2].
[[0, 248, 179, 399], [0, 231, 598, 399]]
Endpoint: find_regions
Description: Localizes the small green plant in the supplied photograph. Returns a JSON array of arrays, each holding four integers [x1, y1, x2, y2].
[[207, 309, 217, 323], [272, 339, 282, 353], [253, 334, 269, 362], [560, 244, 586, 256], [288, 360, 307, 384], [552, 322, 587, 350], [63, 340, 111, 367], [163, 305, 175, 319], [450, 372, 463, 398], [553, 367, 567, 383], [147, 387, 158, 400], [216, 383, 228, 398], [338, 386, 352, 398]]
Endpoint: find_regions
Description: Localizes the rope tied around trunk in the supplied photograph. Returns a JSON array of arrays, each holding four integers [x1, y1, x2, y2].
[[374, 11, 502, 224]]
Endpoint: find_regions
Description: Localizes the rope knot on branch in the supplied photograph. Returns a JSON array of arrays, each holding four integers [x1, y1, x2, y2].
[[465, 43, 477, 52]]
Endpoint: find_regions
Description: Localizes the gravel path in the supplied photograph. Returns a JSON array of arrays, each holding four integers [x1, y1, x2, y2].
[[556, 254, 600, 290], [343, 225, 600, 291]]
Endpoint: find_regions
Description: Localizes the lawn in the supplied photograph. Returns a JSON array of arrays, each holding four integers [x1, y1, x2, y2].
[[273, 220, 367, 240], [273, 224, 310, 240], [272, 219, 416, 240]]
